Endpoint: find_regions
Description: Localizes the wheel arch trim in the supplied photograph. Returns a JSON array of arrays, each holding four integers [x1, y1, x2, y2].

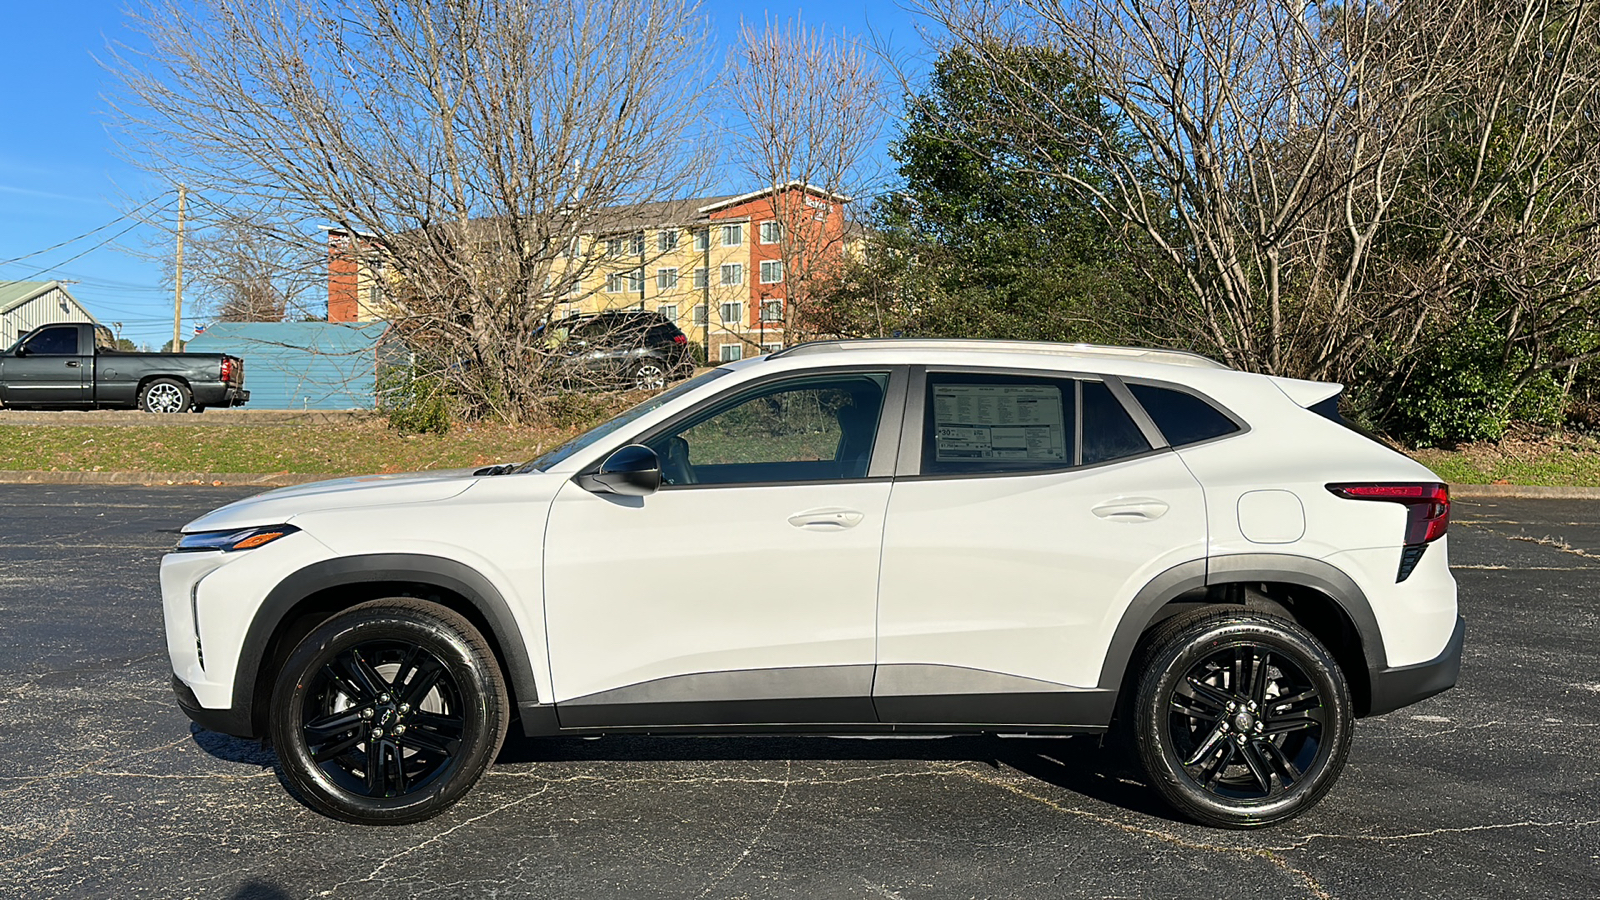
[[232, 553, 539, 734], [1096, 553, 1388, 694]]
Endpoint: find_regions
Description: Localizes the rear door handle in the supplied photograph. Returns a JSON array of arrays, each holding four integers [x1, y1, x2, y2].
[[1091, 498, 1170, 521], [788, 507, 865, 530]]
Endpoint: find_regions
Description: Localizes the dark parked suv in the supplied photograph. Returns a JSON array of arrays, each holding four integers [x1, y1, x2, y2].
[[547, 311, 694, 390]]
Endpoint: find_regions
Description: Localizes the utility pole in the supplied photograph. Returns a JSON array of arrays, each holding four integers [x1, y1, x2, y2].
[[172, 185, 187, 352]]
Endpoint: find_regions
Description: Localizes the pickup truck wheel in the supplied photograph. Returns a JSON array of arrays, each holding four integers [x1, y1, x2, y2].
[[139, 378, 192, 413], [269, 598, 509, 825]]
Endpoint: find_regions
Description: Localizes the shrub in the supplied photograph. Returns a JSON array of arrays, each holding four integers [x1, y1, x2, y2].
[[1381, 319, 1563, 446]]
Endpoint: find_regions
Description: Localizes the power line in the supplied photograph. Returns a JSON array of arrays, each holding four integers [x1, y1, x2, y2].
[[0, 194, 174, 268], [4, 219, 151, 284]]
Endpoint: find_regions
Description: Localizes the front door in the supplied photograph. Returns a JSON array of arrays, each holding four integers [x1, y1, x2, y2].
[[874, 369, 1208, 725], [2, 325, 89, 406], [542, 367, 903, 727]]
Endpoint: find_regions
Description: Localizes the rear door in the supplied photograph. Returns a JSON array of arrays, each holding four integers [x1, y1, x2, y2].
[[873, 367, 1208, 726], [2, 325, 90, 406]]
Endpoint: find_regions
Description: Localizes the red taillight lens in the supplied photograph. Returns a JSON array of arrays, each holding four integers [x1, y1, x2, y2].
[[1328, 482, 1450, 543], [671, 334, 687, 344], [220, 357, 233, 381]]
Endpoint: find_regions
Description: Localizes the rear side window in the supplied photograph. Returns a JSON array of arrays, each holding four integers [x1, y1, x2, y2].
[[922, 373, 1075, 476], [1082, 380, 1152, 464], [1127, 383, 1240, 447]]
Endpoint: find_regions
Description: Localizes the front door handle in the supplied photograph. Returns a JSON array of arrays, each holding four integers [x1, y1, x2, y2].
[[65, 361, 80, 368], [1091, 497, 1170, 521], [788, 507, 865, 530]]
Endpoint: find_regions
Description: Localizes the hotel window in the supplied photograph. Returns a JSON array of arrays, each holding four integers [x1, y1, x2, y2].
[[693, 267, 708, 289], [658, 230, 678, 252], [719, 301, 743, 323], [720, 263, 743, 286], [720, 343, 744, 362], [693, 228, 710, 251], [657, 304, 678, 322], [760, 260, 783, 284], [760, 221, 782, 244], [721, 224, 743, 247], [761, 342, 784, 355], [657, 267, 678, 290], [693, 305, 708, 325], [761, 299, 783, 322], [606, 269, 643, 293]]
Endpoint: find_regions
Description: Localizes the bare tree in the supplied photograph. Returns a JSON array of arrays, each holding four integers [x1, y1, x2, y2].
[[109, 0, 716, 421], [916, 0, 1600, 384], [181, 212, 321, 323], [727, 17, 883, 348]]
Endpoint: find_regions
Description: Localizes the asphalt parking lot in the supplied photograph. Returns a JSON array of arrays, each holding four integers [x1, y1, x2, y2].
[[0, 485, 1596, 899]]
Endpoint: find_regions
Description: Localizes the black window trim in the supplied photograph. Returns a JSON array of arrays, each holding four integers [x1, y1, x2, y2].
[[591, 363, 911, 491], [1118, 376, 1251, 450], [897, 364, 1172, 481]]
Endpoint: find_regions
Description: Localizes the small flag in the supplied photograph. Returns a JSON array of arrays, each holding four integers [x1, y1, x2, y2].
[[193, 324, 207, 336]]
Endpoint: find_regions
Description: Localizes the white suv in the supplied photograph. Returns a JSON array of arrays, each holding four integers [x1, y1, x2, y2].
[[161, 340, 1462, 828]]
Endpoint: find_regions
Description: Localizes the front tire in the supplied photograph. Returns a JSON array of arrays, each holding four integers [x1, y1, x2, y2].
[[269, 598, 509, 825], [1132, 610, 1352, 829], [631, 360, 668, 391], [139, 378, 192, 413]]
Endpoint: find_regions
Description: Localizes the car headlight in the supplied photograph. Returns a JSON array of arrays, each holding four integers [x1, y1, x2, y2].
[[175, 524, 300, 553]]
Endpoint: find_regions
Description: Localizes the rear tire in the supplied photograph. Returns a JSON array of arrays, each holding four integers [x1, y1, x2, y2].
[[269, 598, 509, 825], [631, 360, 667, 390], [1131, 609, 1352, 829], [139, 378, 192, 413]]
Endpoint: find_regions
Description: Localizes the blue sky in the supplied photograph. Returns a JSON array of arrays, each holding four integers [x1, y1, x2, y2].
[[0, 1, 927, 350]]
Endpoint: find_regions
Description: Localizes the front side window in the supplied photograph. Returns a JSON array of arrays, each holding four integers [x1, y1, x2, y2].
[[1127, 383, 1240, 447], [646, 372, 888, 485], [921, 373, 1074, 476], [22, 326, 78, 356]]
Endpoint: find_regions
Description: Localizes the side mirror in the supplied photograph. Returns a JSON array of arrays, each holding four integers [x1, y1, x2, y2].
[[576, 444, 661, 496], [13, 346, 27, 357]]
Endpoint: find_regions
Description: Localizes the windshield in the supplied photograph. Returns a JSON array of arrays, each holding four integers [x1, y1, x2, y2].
[[520, 368, 732, 472]]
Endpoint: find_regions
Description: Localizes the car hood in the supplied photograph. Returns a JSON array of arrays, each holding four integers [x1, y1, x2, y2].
[[182, 468, 489, 533]]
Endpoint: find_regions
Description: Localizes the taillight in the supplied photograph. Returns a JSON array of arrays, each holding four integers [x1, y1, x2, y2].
[[1327, 482, 1450, 581], [220, 357, 233, 381], [671, 334, 687, 344]]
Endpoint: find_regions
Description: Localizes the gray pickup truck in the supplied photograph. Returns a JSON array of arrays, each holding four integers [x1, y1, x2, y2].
[[0, 322, 249, 413]]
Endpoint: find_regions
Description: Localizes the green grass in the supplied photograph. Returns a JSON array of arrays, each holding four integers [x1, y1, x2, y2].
[[0, 422, 574, 475], [5, 418, 1600, 486]]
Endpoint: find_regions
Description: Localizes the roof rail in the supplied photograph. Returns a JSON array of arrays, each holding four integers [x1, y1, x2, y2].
[[767, 338, 1229, 369]]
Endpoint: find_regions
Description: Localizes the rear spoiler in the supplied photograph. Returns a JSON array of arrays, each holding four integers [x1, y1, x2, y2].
[[1268, 376, 1343, 423]]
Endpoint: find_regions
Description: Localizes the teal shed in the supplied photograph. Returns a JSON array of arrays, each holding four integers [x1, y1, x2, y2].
[[186, 322, 390, 410]]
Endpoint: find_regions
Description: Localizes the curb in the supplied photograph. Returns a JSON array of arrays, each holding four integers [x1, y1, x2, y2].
[[0, 471, 328, 487], [0, 471, 1597, 498], [0, 409, 375, 426]]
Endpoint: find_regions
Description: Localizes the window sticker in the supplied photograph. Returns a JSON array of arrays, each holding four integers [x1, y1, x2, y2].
[[932, 384, 1066, 462]]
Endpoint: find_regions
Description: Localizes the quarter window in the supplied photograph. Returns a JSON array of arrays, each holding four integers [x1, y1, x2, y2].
[[646, 372, 888, 485], [1127, 383, 1240, 447]]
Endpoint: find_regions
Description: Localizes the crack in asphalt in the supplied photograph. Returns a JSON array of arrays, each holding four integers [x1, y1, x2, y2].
[[312, 785, 552, 898], [1264, 817, 1600, 850], [958, 768, 1335, 900], [696, 758, 793, 899]]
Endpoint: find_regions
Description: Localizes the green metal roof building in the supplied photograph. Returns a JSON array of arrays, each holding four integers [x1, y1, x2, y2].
[[1, 281, 98, 346]]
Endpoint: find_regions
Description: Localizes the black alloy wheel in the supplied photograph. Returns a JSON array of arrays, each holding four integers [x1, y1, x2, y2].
[[270, 598, 507, 825], [1132, 610, 1352, 829]]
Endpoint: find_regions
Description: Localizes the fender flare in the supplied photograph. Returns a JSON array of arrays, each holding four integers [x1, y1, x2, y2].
[[1095, 554, 1388, 693], [230, 553, 540, 732]]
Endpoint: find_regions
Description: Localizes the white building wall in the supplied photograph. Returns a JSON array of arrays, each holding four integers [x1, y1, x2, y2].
[[3, 287, 98, 345]]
